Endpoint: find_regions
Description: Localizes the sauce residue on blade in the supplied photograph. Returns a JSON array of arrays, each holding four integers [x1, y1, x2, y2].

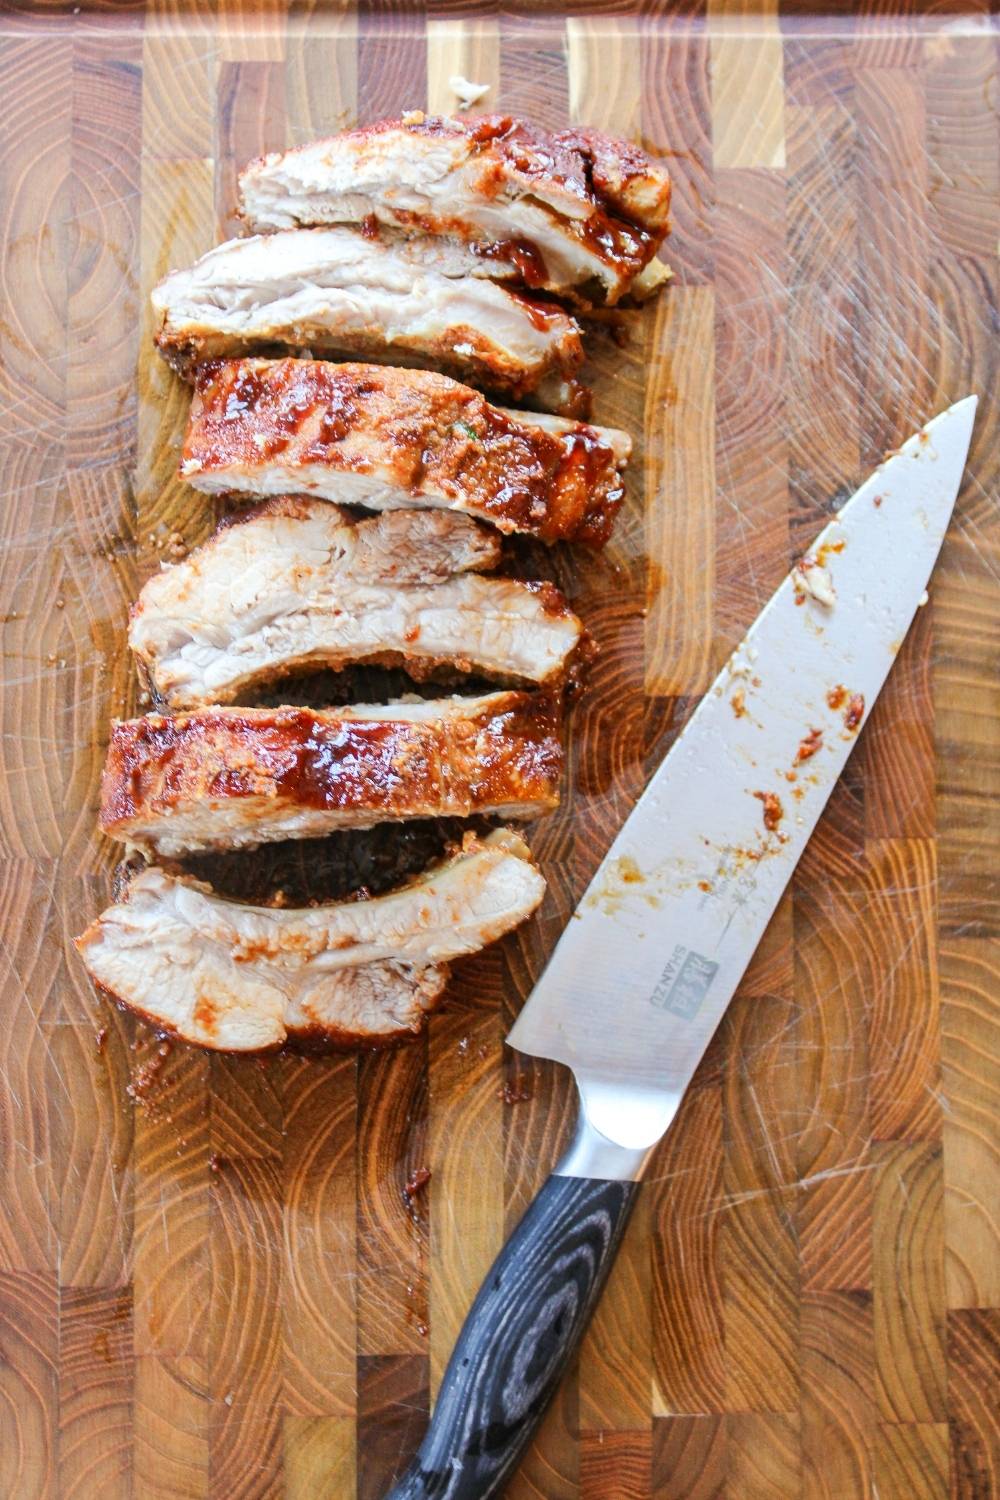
[[753, 790, 784, 832], [844, 693, 865, 733], [795, 727, 823, 763]]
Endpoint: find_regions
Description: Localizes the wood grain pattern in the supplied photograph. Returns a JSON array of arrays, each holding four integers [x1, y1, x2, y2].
[[1, 5, 998, 1498]]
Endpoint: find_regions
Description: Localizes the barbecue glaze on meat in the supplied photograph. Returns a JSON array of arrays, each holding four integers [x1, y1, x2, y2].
[[75, 830, 546, 1051], [151, 227, 586, 413], [238, 113, 671, 306], [130, 499, 583, 708], [101, 693, 563, 857], [181, 359, 630, 545]]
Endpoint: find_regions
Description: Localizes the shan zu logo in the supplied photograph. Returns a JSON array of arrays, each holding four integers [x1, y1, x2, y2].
[[650, 945, 719, 1020]]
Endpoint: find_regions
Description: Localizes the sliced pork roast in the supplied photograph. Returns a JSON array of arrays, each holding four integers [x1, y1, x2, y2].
[[76, 829, 545, 1051], [151, 227, 586, 413], [181, 358, 630, 545], [238, 113, 671, 306], [130, 500, 583, 708], [100, 692, 562, 857]]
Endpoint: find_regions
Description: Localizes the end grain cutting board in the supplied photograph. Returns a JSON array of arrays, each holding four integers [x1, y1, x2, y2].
[[0, 3, 997, 1498]]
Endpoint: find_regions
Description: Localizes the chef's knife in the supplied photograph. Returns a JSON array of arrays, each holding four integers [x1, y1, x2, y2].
[[385, 397, 977, 1500]]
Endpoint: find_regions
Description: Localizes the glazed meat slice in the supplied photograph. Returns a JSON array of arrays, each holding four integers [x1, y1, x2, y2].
[[239, 113, 671, 306], [130, 500, 583, 708], [75, 829, 546, 1051], [151, 227, 586, 414], [181, 359, 630, 545], [100, 692, 563, 857]]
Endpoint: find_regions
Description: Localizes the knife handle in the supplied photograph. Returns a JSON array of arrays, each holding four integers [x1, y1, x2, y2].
[[384, 1171, 639, 1500]]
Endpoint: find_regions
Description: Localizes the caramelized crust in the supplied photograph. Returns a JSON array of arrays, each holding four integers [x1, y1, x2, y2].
[[181, 358, 628, 546], [101, 695, 563, 856], [239, 113, 671, 305]]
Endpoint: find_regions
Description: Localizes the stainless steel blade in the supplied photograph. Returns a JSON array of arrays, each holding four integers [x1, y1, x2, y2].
[[509, 397, 977, 1151]]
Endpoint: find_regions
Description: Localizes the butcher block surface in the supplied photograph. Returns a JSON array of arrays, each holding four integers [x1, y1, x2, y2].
[[1, 3, 998, 1497]]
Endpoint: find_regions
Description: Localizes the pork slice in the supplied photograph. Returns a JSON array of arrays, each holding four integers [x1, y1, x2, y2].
[[238, 113, 671, 305], [130, 499, 583, 709], [101, 692, 563, 857], [75, 829, 546, 1051], [180, 358, 630, 545], [151, 227, 586, 414]]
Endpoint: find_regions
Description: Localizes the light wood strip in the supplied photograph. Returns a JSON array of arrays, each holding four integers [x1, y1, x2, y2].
[[426, 19, 500, 118], [285, 1415, 356, 1500], [49, 1001, 134, 1289], [567, 17, 640, 135], [708, 0, 785, 170], [940, 940, 1000, 1310], [142, 30, 216, 160], [281, 1055, 357, 1419], [208, 1153, 283, 1496], [428, 997, 504, 1400], [643, 286, 716, 696], [873, 1140, 948, 1425], [132, 1048, 211, 1498]]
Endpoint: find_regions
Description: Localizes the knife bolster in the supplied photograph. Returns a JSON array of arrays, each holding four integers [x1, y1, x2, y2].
[[553, 1070, 675, 1181]]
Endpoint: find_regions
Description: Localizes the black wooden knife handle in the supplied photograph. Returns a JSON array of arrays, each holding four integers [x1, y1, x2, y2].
[[385, 1172, 640, 1500]]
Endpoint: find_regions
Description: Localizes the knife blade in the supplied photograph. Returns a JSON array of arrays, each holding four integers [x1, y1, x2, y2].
[[385, 395, 977, 1500]]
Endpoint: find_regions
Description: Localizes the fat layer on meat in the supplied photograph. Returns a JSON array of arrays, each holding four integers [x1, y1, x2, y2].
[[101, 692, 563, 857], [130, 499, 583, 708], [151, 227, 586, 414], [75, 829, 546, 1051], [238, 113, 671, 305], [180, 358, 630, 545]]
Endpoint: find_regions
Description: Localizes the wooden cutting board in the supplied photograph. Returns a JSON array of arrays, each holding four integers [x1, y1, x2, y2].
[[1, 3, 997, 1497]]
